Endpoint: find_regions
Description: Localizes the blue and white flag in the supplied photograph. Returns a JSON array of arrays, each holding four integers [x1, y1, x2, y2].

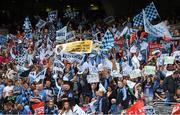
[[61, 53, 85, 64], [101, 29, 114, 51], [66, 31, 75, 42], [0, 35, 7, 45], [53, 59, 65, 72], [48, 10, 58, 22], [34, 68, 47, 82], [56, 26, 67, 41], [22, 17, 32, 33], [36, 19, 46, 29], [143, 10, 172, 38], [133, 2, 159, 27], [64, 8, 79, 19]]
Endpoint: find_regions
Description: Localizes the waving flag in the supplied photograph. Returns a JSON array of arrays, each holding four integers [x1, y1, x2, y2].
[[53, 59, 65, 72], [34, 68, 47, 82], [66, 31, 75, 42], [22, 17, 32, 32], [101, 29, 114, 51], [56, 26, 67, 41], [36, 19, 46, 29], [133, 2, 159, 27], [64, 8, 79, 19], [143, 10, 172, 38], [48, 10, 58, 22]]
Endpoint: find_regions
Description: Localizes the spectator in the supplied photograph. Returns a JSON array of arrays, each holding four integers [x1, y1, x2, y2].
[[116, 80, 129, 109], [59, 100, 73, 115], [3, 102, 17, 114], [109, 98, 120, 114], [44, 80, 55, 102], [3, 79, 14, 98], [174, 88, 180, 102], [16, 104, 31, 115], [154, 79, 166, 101], [29, 89, 43, 107], [143, 76, 154, 105], [106, 85, 116, 109], [163, 70, 179, 102], [96, 89, 109, 114], [45, 100, 58, 114]]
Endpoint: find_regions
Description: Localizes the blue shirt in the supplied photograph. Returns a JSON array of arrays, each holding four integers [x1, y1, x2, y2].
[[13, 86, 23, 95], [0, 84, 5, 98], [19, 108, 29, 115], [144, 84, 154, 97]]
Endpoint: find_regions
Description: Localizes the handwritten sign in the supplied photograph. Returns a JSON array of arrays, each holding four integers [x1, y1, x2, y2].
[[164, 56, 175, 65], [129, 69, 142, 78], [144, 66, 156, 75], [56, 40, 93, 54], [87, 74, 99, 83]]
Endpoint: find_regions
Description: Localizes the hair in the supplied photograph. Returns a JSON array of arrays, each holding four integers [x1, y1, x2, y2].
[[60, 101, 71, 115], [174, 70, 180, 74]]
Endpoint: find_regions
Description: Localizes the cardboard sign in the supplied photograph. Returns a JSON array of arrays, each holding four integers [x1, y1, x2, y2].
[[129, 69, 142, 78], [86, 74, 99, 83], [144, 66, 156, 75], [164, 56, 175, 65]]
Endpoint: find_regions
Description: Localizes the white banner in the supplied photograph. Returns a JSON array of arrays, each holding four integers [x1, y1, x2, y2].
[[129, 69, 142, 79], [61, 53, 84, 63], [144, 66, 156, 75], [66, 31, 75, 41], [87, 74, 99, 83], [56, 26, 67, 41], [164, 56, 175, 65], [143, 10, 172, 38]]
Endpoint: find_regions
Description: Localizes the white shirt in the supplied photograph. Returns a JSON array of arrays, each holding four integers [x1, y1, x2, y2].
[[3, 85, 14, 97], [59, 110, 74, 115]]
